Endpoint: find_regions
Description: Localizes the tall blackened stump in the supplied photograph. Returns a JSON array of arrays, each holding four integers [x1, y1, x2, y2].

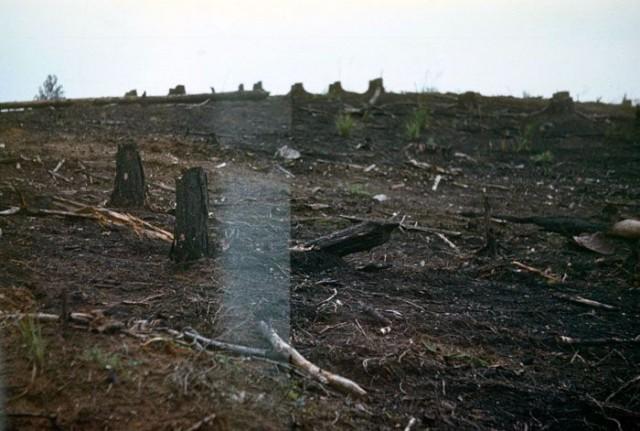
[[108, 143, 146, 208], [170, 167, 210, 262]]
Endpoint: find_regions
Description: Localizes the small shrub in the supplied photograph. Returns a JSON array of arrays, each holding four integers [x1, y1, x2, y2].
[[335, 114, 354, 137], [515, 123, 536, 152], [35, 74, 64, 101], [19, 317, 46, 371]]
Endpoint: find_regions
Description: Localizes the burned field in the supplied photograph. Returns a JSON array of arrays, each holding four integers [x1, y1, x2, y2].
[[1, 84, 639, 430]]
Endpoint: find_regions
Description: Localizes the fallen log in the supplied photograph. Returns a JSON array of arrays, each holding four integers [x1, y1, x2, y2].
[[0, 90, 269, 111], [258, 321, 367, 397], [290, 219, 398, 272], [303, 220, 398, 257]]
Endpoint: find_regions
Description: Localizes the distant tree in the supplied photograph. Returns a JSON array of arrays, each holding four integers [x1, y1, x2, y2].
[[35, 74, 64, 101]]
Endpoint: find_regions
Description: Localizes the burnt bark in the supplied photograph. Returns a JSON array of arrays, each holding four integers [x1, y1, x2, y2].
[[108, 143, 146, 208], [292, 221, 398, 272], [304, 221, 398, 257], [170, 167, 210, 262]]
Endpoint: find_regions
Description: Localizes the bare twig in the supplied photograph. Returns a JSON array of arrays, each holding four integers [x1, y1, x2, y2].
[[184, 413, 217, 431], [316, 288, 338, 307], [605, 375, 640, 403], [512, 260, 563, 283], [166, 328, 268, 357], [552, 292, 617, 311]]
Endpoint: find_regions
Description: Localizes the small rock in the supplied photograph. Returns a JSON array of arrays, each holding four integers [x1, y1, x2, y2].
[[372, 194, 388, 202], [275, 145, 301, 160]]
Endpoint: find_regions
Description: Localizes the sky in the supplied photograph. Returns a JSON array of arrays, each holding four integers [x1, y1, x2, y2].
[[1, 0, 639, 102]]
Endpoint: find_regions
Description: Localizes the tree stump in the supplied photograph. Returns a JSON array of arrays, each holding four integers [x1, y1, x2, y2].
[[328, 81, 345, 99], [289, 83, 312, 100], [545, 91, 574, 115], [168, 85, 186, 96], [170, 167, 210, 262], [108, 143, 146, 208], [364, 78, 385, 98]]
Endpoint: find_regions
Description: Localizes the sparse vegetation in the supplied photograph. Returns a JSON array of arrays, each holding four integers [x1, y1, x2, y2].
[[335, 113, 354, 137], [346, 182, 369, 197], [515, 123, 536, 152], [83, 347, 121, 371], [530, 150, 554, 164], [19, 316, 46, 371], [35, 74, 64, 101], [405, 106, 429, 140]]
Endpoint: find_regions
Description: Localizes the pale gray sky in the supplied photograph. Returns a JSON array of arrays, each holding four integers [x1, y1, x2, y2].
[[1, 0, 639, 102]]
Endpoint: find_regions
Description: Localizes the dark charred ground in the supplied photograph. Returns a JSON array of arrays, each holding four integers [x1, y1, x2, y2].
[[0, 91, 639, 430]]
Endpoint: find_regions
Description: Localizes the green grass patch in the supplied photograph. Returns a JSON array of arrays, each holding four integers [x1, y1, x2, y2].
[[335, 113, 355, 138], [19, 316, 46, 371]]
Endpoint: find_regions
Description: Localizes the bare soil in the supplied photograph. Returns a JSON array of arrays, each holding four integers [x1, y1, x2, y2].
[[1, 92, 639, 430]]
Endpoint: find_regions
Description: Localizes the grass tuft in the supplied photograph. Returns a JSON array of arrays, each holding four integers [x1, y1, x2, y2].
[[19, 316, 46, 371], [405, 107, 429, 140], [335, 113, 355, 138]]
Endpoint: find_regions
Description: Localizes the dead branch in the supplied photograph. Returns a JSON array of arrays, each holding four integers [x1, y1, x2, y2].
[[258, 321, 367, 397], [406, 158, 461, 176], [340, 214, 462, 237], [512, 260, 563, 283], [166, 328, 268, 357], [605, 375, 640, 403], [5, 198, 173, 243], [557, 336, 640, 346], [0, 312, 60, 321], [552, 292, 617, 311], [184, 413, 218, 431]]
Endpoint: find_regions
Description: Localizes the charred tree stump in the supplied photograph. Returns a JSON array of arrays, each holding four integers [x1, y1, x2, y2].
[[168, 85, 186, 96], [545, 91, 575, 115], [328, 81, 345, 99], [170, 167, 210, 262], [289, 83, 312, 100], [108, 143, 146, 208]]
